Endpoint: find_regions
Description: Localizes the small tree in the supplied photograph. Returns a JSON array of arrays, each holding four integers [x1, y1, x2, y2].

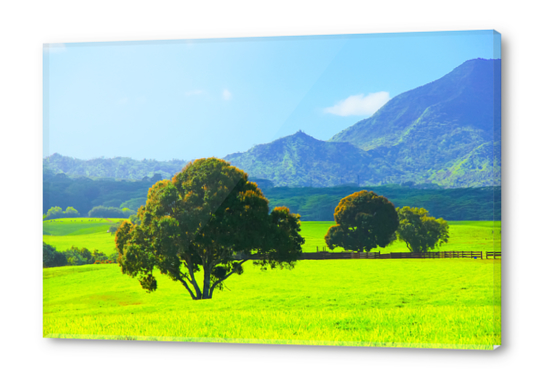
[[396, 206, 449, 252], [44, 206, 80, 220], [115, 158, 304, 300], [108, 221, 124, 234], [325, 191, 398, 252], [64, 246, 89, 265], [121, 208, 136, 218], [64, 206, 80, 217], [44, 206, 63, 220], [92, 249, 109, 263], [43, 243, 67, 267]]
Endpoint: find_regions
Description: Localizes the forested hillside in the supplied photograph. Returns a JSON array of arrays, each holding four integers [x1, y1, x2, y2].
[[43, 171, 500, 221], [43, 171, 161, 216], [44, 153, 187, 180], [263, 185, 500, 221]]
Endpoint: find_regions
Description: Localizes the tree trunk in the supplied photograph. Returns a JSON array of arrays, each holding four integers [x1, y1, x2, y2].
[[202, 264, 212, 299], [185, 259, 202, 299]]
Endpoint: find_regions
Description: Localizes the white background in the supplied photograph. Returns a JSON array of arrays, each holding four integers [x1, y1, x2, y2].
[[0, 1, 539, 378]]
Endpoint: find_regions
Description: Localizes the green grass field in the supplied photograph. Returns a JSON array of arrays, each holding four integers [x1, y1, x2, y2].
[[43, 217, 501, 349], [43, 259, 500, 349], [43, 218, 501, 256], [301, 221, 501, 253], [43, 218, 124, 255]]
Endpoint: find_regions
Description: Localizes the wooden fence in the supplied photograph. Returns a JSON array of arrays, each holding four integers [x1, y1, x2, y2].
[[241, 251, 501, 260], [296, 251, 501, 260], [486, 252, 501, 259]]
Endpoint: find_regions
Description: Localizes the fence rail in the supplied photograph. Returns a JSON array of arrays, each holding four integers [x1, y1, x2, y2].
[[239, 251, 501, 260], [297, 251, 501, 260]]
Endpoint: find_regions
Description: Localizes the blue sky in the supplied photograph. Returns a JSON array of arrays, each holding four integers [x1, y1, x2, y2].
[[44, 30, 500, 161]]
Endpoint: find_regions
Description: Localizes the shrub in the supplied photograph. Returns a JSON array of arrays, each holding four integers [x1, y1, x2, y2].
[[43, 244, 110, 267], [43, 243, 68, 268], [88, 206, 125, 218]]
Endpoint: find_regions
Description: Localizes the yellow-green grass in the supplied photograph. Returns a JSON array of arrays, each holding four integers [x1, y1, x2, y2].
[[44, 259, 500, 349], [298, 221, 501, 253], [43, 219, 501, 257], [43, 218, 124, 255]]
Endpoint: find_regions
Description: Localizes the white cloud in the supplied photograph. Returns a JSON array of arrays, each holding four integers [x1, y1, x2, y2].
[[324, 91, 390, 116], [43, 43, 66, 54], [222, 89, 232, 101]]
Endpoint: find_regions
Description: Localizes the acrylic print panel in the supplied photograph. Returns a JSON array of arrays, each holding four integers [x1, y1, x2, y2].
[[43, 30, 501, 349]]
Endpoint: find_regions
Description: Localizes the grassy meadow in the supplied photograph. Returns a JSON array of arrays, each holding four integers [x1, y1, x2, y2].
[[43, 217, 501, 349], [44, 259, 500, 349], [43, 218, 502, 256], [301, 220, 501, 253], [43, 218, 124, 255]]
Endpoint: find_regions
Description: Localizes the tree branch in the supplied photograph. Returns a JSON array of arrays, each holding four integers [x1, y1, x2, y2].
[[209, 259, 248, 296], [177, 276, 197, 300]]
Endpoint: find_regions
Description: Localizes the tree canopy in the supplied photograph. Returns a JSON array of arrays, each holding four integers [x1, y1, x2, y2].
[[396, 206, 449, 252], [115, 158, 304, 300], [43, 206, 80, 220], [325, 190, 398, 252], [88, 206, 133, 218], [43, 243, 67, 267]]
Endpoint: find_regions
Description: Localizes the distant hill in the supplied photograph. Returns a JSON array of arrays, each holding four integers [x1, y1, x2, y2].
[[225, 131, 381, 187], [226, 58, 501, 188], [44, 153, 187, 180]]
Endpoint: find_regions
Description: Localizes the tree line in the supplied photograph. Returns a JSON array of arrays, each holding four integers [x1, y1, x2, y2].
[[44, 205, 136, 220], [43, 169, 501, 222], [43, 243, 115, 268], [43, 171, 163, 216], [264, 185, 500, 221]]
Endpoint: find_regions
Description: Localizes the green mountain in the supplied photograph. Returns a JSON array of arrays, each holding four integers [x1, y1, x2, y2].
[[225, 131, 382, 187], [44, 153, 187, 180], [331, 58, 501, 187], [44, 59, 500, 188], [226, 58, 501, 188]]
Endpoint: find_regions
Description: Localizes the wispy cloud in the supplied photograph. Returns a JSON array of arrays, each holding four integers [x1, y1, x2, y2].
[[43, 43, 67, 54], [222, 89, 232, 101], [324, 91, 390, 116], [185, 89, 206, 96]]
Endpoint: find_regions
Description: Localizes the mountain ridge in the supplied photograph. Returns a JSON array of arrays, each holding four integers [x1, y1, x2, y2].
[[226, 58, 501, 188], [44, 58, 501, 188], [44, 153, 187, 180]]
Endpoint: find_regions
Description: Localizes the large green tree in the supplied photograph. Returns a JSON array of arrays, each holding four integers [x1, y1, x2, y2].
[[396, 206, 449, 252], [325, 191, 398, 252], [115, 158, 304, 300]]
